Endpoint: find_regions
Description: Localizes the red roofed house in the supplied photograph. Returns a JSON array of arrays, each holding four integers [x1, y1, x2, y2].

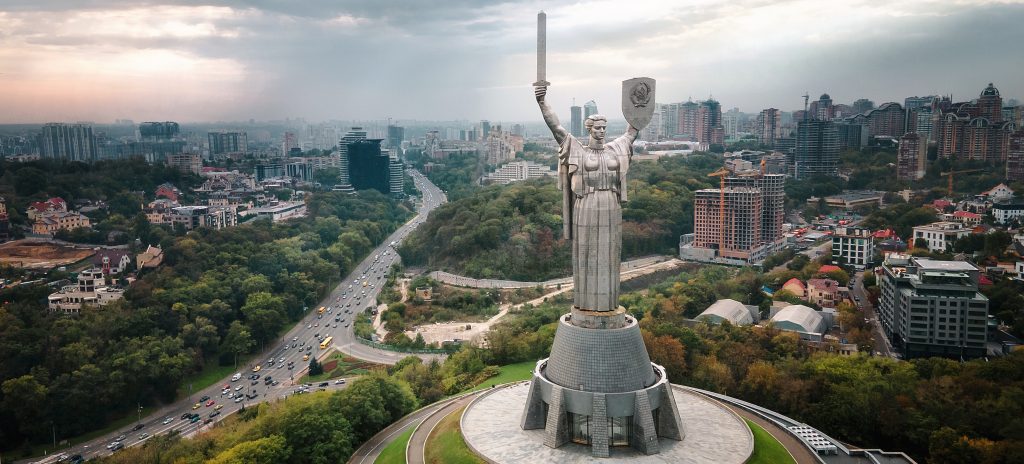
[[947, 211, 982, 225], [981, 183, 1014, 203], [155, 183, 181, 202], [807, 278, 840, 308], [781, 278, 806, 298], [91, 249, 132, 275], [818, 264, 842, 274], [27, 197, 67, 220], [932, 199, 953, 212], [873, 229, 898, 240]]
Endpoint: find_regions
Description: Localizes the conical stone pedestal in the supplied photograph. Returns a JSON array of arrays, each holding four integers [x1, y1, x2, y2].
[[521, 311, 684, 457]]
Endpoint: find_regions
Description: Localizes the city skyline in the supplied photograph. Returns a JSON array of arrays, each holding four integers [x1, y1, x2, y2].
[[1, 0, 1023, 123]]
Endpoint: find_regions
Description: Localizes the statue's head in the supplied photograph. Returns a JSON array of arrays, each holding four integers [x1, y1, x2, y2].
[[585, 115, 607, 143]]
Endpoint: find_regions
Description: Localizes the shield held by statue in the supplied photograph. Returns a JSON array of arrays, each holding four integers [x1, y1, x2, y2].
[[621, 77, 656, 130]]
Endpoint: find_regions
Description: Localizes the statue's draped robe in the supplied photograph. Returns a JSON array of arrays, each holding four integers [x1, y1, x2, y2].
[[558, 134, 631, 312]]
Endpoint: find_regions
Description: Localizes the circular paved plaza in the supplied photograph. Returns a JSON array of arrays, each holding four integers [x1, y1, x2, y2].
[[461, 382, 754, 463]]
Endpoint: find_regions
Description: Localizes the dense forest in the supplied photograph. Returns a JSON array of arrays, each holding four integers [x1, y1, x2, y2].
[[399, 153, 722, 280], [0, 188, 411, 451]]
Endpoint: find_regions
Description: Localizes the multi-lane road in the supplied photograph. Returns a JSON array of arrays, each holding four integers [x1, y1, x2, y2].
[[30, 170, 448, 463]]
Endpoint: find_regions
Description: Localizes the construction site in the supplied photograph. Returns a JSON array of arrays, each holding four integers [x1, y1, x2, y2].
[[680, 158, 787, 265], [0, 239, 97, 271]]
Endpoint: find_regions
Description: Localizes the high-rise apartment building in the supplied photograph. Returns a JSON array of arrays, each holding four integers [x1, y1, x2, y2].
[[570, 104, 583, 138], [678, 101, 700, 140], [851, 99, 874, 114], [897, 133, 926, 182], [755, 108, 781, 146], [660, 103, 679, 139], [904, 96, 937, 112], [389, 152, 404, 195], [583, 100, 598, 120], [41, 123, 98, 161], [933, 83, 1015, 163], [794, 120, 839, 179], [809, 93, 833, 120], [681, 169, 785, 265], [845, 103, 906, 138], [1007, 129, 1024, 181], [386, 125, 405, 152], [723, 108, 740, 140], [281, 131, 298, 157], [166, 153, 202, 175], [696, 99, 724, 145], [139, 122, 180, 140], [335, 127, 366, 192], [480, 120, 491, 138], [207, 131, 247, 159], [879, 254, 988, 359]]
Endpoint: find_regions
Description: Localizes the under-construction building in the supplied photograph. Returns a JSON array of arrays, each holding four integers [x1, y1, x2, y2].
[[681, 168, 786, 265]]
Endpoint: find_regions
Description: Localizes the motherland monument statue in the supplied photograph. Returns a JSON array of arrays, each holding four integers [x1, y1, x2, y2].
[[518, 10, 684, 457]]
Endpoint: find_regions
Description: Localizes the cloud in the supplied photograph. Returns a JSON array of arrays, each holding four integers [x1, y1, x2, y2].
[[0, 0, 1021, 123]]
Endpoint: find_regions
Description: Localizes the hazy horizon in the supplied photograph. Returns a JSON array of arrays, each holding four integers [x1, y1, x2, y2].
[[1, 0, 1022, 124]]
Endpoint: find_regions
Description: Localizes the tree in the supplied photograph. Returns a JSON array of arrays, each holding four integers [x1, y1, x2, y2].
[[1, 374, 49, 439], [209, 434, 292, 464], [222, 321, 255, 367], [308, 357, 323, 376], [240, 292, 286, 344]]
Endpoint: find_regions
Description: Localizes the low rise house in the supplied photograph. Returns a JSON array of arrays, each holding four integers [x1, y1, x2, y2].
[[48, 268, 124, 314], [32, 211, 91, 236], [806, 278, 840, 308], [912, 222, 971, 252], [27, 197, 67, 220], [92, 250, 132, 274], [137, 245, 163, 269], [782, 278, 806, 298]]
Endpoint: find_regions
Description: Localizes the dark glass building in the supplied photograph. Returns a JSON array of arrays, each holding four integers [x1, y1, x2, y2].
[[349, 139, 391, 194]]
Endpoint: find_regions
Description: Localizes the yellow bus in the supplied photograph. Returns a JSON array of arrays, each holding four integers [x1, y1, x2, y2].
[[319, 336, 333, 350], [317, 306, 326, 315]]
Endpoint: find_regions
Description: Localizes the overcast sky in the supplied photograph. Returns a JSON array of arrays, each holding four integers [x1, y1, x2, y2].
[[1, 0, 1022, 124]]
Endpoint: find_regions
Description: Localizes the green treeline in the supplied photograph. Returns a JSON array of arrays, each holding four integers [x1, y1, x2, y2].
[[0, 189, 411, 451], [399, 153, 721, 281], [93, 373, 418, 464]]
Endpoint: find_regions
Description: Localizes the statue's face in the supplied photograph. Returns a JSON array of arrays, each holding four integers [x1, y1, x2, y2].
[[590, 121, 607, 142]]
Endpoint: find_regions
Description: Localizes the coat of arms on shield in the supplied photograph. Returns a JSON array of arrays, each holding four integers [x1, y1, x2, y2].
[[621, 77, 656, 130]]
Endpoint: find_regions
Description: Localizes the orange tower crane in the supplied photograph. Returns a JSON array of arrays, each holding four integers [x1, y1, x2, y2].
[[939, 168, 984, 196], [708, 168, 730, 254]]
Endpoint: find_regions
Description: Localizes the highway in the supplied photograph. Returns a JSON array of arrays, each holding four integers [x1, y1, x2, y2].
[[29, 170, 448, 463]]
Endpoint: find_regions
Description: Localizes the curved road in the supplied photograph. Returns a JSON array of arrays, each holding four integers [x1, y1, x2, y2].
[[29, 170, 448, 464]]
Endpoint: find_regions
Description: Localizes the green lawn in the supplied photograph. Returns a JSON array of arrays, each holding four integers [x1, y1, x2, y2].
[[745, 419, 796, 464], [461, 361, 535, 393], [299, 352, 384, 383], [375, 426, 415, 464], [424, 406, 484, 464]]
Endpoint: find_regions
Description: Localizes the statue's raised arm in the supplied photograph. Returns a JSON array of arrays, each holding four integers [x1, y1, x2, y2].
[[535, 86, 568, 149]]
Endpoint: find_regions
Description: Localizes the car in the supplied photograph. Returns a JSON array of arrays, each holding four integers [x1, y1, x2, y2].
[[345, 323, 350, 327], [314, 332, 319, 339], [106, 442, 117, 450], [162, 416, 174, 425], [193, 402, 201, 410], [252, 373, 260, 380], [299, 341, 305, 346], [282, 344, 288, 350], [69, 455, 84, 464], [333, 323, 338, 328], [306, 346, 312, 352], [307, 323, 312, 329], [334, 379, 346, 385], [181, 413, 192, 420], [278, 357, 285, 363], [210, 410, 221, 418], [222, 383, 230, 390], [252, 365, 261, 372], [251, 379, 259, 385], [111, 442, 124, 452], [115, 434, 126, 442], [317, 314, 322, 319], [234, 396, 243, 403], [293, 336, 298, 341], [200, 395, 210, 402], [314, 322, 319, 327], [303, 354, 310, 361], [231, 372, 242, 382], [272, 380, 279, 386], [191, 415, 201, 423], [215, 404, 224, 410], [206, 399, 215, 407], [235, 385, 243, 391], [138, 432, 149, 440], [204, 418, 213, 424], [132, 423, 145, 431], [221, 388, 230, 395], [226, 392, 234, 398], [292, 341, 298, 348]]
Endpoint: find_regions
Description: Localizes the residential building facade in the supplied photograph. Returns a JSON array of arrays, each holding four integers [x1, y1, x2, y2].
[[911, 222, 971, 252], [878, 255, 988, 359], [832, 226, 874, 269]]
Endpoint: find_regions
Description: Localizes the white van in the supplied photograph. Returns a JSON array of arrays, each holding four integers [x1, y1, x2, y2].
[[231, 373, 241, 382]]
